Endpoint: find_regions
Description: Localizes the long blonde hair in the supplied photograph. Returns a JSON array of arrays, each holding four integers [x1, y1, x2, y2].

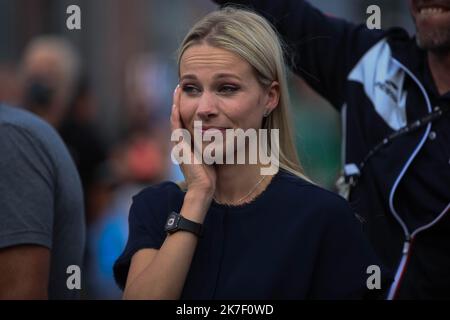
[[177, 7, 310, 181]]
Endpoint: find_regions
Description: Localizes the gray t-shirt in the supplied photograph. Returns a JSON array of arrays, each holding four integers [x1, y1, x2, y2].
[[0, 104, 85, 299]]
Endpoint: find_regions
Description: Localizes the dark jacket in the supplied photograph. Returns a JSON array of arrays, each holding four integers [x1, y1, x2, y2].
[[215, 0, 450, 299]]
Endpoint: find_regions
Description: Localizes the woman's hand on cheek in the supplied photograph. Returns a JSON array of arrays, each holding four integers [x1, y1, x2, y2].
[[171, 85, 216, 199]]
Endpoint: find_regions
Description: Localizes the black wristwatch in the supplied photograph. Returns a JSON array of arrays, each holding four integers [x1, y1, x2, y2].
[[164, 212, 203, 237]]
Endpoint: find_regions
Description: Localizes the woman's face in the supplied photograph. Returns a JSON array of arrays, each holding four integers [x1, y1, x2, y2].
[[178, 44, 279, 146]]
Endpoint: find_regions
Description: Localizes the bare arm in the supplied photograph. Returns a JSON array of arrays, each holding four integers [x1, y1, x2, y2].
[[0, 245, 50, 299], [123, 191, 211, 299]]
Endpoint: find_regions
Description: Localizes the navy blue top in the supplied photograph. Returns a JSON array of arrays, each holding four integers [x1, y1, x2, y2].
[[113, 169, 389, 299]]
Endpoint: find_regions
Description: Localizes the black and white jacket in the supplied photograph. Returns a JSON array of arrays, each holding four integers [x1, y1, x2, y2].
[[217, 0, 450, 299]]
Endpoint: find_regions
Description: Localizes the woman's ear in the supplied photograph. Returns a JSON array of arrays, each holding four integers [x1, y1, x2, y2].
[[264, 81, 280, 115]]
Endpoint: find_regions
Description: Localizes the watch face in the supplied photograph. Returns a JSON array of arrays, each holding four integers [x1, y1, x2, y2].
[[165, 212, 179, 232], [167, 217, 176, 226]]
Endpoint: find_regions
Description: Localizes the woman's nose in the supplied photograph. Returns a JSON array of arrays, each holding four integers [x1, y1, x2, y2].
[[196, 91, 218, 121]]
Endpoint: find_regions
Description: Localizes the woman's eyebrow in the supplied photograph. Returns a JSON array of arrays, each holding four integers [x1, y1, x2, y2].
[[214, 73, 242, 81], [180, 73, 242, 82], [180, 74, 197, 81]]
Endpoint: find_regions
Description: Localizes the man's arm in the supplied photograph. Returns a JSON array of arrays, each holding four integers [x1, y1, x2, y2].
[[0, 245, 50, 299], [214, 0, 386, 109]]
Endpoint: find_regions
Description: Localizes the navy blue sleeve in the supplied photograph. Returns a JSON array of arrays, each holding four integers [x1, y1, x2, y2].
[[113, 190, 168, 290], [309, 195, 391, 299], [214, 0, 386, 109]]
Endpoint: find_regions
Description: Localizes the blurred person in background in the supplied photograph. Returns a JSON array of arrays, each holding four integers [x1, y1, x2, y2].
[[20, 36, 108, 227], [212, 0, 450, 299], [20, 36, 80, 129]]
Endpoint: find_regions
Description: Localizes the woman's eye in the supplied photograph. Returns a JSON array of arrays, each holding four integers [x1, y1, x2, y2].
[[219, 85, 239, 94], [182, 85, 201, 95]]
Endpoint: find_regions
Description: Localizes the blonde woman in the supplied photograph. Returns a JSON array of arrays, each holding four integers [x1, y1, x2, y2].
[[113, 7, 388, 299]]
